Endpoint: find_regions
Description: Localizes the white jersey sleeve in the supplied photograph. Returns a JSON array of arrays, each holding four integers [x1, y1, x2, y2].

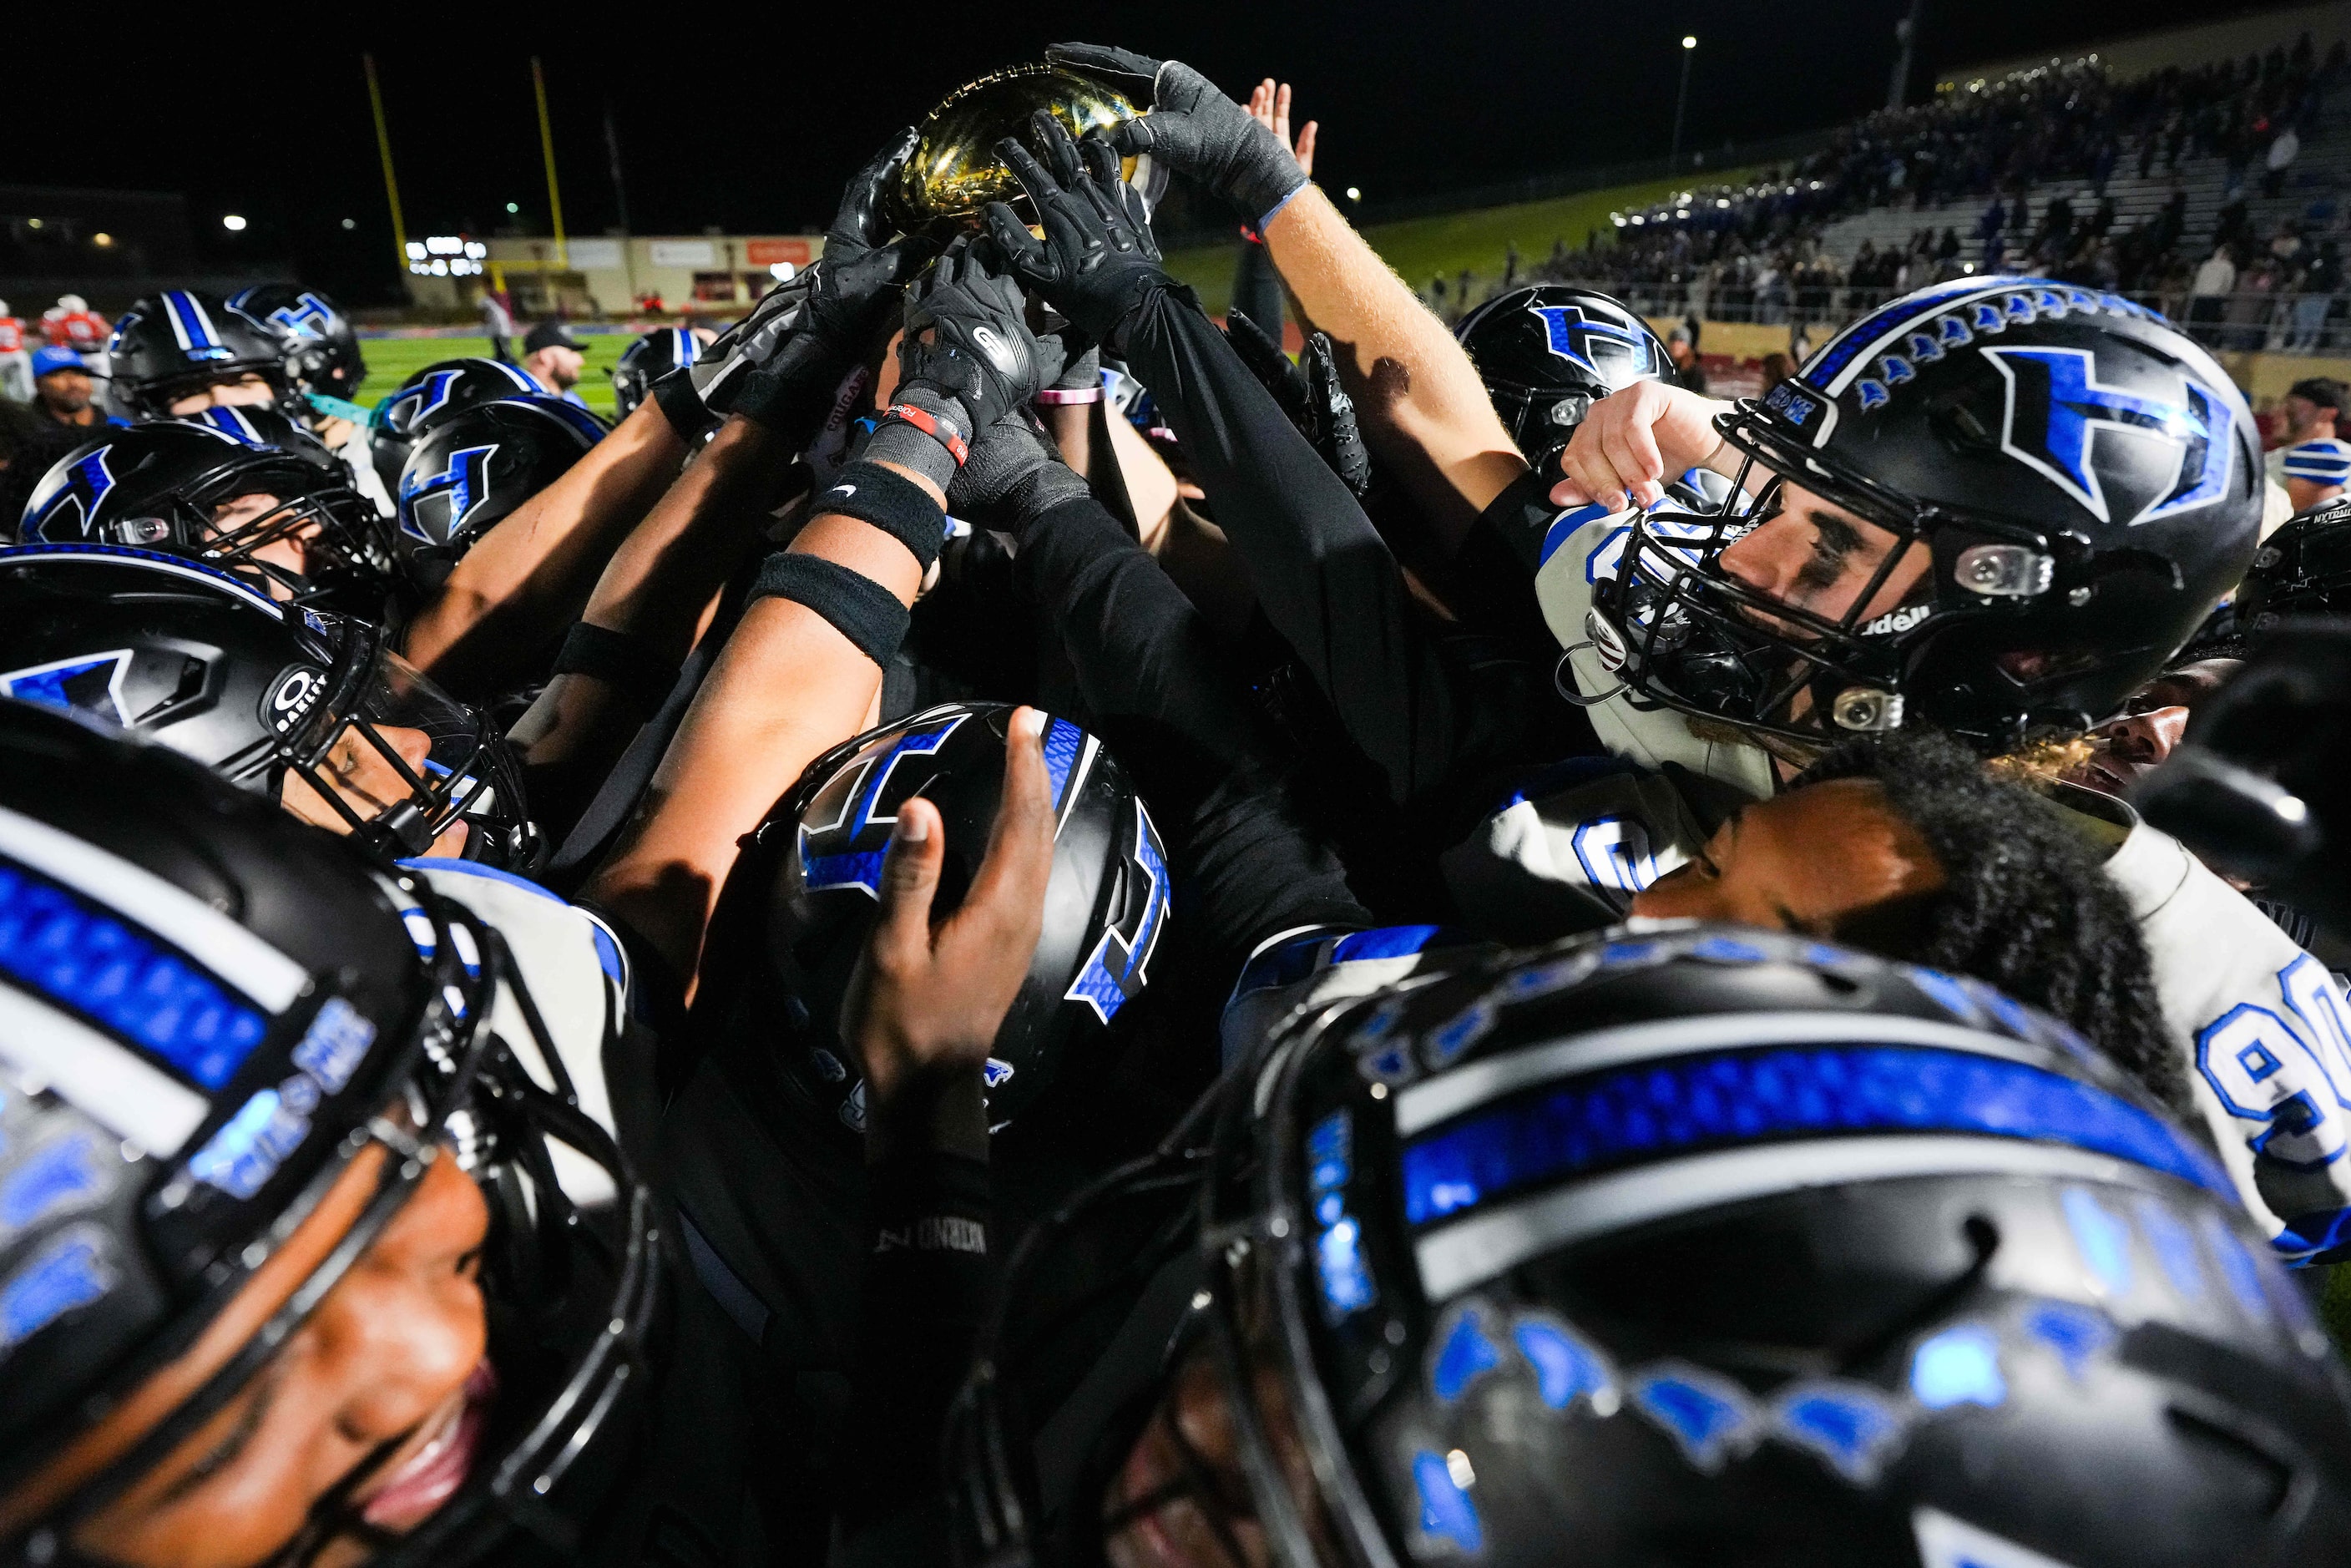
[[1528, 499, 1778, 798], [1438, 759, 1713, 940], [402, 858, 633, 1206], [333, 421, 397, 520], [2105, 819, 2351, 1260]]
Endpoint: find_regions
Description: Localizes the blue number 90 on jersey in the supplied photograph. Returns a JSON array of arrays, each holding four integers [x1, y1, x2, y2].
[[760, 702, 1170, 1130]]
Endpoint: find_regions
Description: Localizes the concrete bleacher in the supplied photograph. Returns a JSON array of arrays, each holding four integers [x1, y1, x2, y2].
[[1813, 82, 2351, 275]]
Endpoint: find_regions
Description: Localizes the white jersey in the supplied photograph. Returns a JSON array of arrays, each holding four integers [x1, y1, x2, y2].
[[397, 858, 636, 1206], [329, 419, 397, 519], [1529, 498, 1777, 798], [2105, 818, 2351, 1259]]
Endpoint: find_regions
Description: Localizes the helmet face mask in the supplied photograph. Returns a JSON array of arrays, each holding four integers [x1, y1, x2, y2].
[[1590, 279, 2262, 755], [951, 926, 2351, 1568], [0, 548, 538, 872], [21, 412, 395, 615], [0, 709, 653, 1566]]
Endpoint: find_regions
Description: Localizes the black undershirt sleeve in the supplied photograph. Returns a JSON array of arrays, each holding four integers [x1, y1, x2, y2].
[[1012, 491, 1369, 966], [1119, 289, 1484, 807]]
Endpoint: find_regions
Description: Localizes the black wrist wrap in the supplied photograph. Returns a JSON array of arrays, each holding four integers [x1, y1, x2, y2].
[[814, 459, 949, 569], [750, 552, 910, 667], [551, 622, 683, 711], [650, 366, 718, 442]]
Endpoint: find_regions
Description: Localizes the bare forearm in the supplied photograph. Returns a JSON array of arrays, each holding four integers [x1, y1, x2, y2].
[[579, 415, 786, 660], [406, 399, 685, 688], [582, 475, 938, 987], [1261, 185, 1524, 544]]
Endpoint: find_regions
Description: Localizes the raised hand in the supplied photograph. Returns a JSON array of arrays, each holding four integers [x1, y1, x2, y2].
[[1246, 79, 1317, 180], [802, 127, 941, 361], [983, 113, 1175, 354], [1552, 382, 1733, 513], [899, 235, 1064, 432], [843, 706, 1057, 1156], [1047, 42, 1308, 227]]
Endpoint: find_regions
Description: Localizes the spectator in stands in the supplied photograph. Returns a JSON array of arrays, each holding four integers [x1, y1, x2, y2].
[[2264, 121, 2300, 199], [518, 321, 589, 407], [2189, 245, 2237, 342], [1974, 196, 2005, 265], [1667, 324, 1706, 395], [2286, 241, 2342, 352], [29, 346, 101, 430]]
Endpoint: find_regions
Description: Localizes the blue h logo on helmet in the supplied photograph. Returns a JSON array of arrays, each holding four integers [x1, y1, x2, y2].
[[263, 292, 336, 339], [398, 443, 498, 544], [23, 448, 119, 543], [1527, 302, 1656, 382], [1064, 798, 1169, 1024], [799, 712, 970, 898], [0, 650, 134, 726], [1983, 346, 2235, 527], [387, 369, 467, 431]]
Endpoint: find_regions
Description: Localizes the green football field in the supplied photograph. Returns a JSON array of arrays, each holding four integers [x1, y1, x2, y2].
[[351, 333, 636, 420]]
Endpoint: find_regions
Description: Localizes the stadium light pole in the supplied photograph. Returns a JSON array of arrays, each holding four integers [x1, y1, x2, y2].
[[361, 55, 410, 278], [1671, 36, 1696, 170], [531, 58, 570, 271]]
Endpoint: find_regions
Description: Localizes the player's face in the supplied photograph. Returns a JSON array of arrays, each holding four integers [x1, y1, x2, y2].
[[2059, 657, 2240, 797], [5, 1151, 490, 1568], [1629, 777, 1944, 934], [1102, 1336, 1332, 1568], [205, 491, 317, 592], [1716, 482, 1931, 631], [167, 375, 280, 417], [278, 721, 473, 857]]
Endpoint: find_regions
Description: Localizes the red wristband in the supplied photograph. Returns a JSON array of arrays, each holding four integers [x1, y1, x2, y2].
[[881, 402, 968, 466]]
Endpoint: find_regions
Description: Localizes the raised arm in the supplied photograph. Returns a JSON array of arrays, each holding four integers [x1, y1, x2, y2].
[[1049, 43, 1524, 549]]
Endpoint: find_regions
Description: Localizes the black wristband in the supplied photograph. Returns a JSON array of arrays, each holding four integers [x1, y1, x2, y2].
[[813, 459, 950, 569], [550, 622, 682, 712], [649, 366, 717, 442], [750, 552, 910, 667]]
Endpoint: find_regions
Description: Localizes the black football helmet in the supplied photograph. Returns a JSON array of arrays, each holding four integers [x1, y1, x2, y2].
[[368, 357, 547, 496], [0, 544, 539, 868], [950, 924, 2351, 1567], [2236, 495, 2351, 634], [394, 395, 604, 587], [694, 702, 1170, 1132], [0, 700, 657, 1568], [18, 406, 395, 612], [1591, 278, 2263, 751], [228, 285, 367, 404], [105, 289, 298, 420], [1458, 286, 1675, 468], [609, 326, 706, 422]]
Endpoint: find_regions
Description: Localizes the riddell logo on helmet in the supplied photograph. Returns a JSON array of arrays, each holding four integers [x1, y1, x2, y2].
[[1859, 603, 1931, 637]]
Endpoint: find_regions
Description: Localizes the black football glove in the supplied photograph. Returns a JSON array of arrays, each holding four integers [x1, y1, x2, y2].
[[899, 235, 1065, 432], [1045, 43, 1308, 228], [984, 114, 1183, 357]]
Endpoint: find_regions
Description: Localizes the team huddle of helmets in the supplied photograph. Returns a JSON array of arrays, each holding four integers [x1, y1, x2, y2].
[[3, 41, 2349, 1568]]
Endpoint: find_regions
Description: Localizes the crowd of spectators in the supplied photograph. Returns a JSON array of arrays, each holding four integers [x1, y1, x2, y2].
[[1420, 37, 2351, 354]]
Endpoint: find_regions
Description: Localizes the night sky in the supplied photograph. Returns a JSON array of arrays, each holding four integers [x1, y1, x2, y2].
[[9, 0, 2259, 304]]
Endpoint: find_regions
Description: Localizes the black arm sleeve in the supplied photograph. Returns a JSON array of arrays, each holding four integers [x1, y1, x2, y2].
[[1120, 289, 1491, 806], [836, 1147, 992, 1559], [1014, 491, 1369, 964], [1231, 234, 1285, 346]]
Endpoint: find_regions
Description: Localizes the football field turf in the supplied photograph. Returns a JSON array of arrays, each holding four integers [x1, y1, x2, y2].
[[351, 333, 635, 420]]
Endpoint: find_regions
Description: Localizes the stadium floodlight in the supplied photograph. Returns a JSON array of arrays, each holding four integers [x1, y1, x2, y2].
[[92, 233, 113, 247], [1681, 35, 1696, 48], [506, 202, 520, 215], [221, 215, 247, 232], [1671, 36, 1697, 168], [1345, 186, 1362, 202]]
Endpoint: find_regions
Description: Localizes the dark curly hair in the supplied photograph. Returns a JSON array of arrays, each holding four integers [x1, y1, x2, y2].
[[1792, 728, 2188, 1115]]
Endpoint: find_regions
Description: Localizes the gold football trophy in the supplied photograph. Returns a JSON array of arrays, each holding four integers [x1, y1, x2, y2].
[[893, 63, 1164, 230]]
